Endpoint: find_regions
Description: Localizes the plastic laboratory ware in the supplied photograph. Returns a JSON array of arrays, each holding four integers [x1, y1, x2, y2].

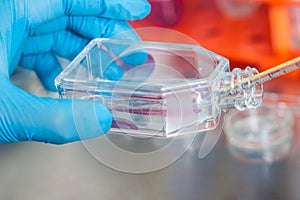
[[222, 55, 300, 93], [55, 38, 263, 138], [224, 93, 294, 163]]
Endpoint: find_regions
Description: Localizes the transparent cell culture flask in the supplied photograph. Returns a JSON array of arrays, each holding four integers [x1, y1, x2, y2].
[[55, 38, 263, 138]]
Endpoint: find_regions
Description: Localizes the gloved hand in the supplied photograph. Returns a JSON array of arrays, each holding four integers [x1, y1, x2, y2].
[[0, 0, 151, 144]]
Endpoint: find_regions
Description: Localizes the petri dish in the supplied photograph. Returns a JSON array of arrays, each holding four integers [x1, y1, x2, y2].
[[224, 93, 295, 163]]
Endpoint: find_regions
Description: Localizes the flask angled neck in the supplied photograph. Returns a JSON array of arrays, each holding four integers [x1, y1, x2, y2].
[[217, 67, 263, 110]]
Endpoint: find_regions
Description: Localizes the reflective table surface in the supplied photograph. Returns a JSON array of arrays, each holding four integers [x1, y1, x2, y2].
[[1, 68, 300, 200]]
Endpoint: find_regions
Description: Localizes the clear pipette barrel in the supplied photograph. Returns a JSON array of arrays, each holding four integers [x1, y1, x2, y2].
[[250, 56, 300, 86], [221, 56, 300, 95], [218, 56, 300, 110]]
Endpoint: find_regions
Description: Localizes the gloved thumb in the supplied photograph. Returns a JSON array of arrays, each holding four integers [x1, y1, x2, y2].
[[0, 80, 112, 144], [30, 98, 113, 144]]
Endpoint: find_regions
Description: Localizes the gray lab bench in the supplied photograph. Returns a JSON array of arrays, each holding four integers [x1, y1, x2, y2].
[[1, 68, 300, 200]]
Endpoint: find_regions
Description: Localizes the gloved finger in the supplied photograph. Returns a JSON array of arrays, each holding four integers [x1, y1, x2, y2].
[[21, 31, 125, 83], [24, 23, 152, 83], [77, 39, 153, 81], [0, 33, 9, 75], [69, 16, 149, 66], [28, 0, 150, 27], [29, 16, 68, 36], [69, 16, 140, 40], [0, 81, 112, 144], [21, 30, 88, 89], [20, 53, 62, 91], [103, 60, 124, 80], [22, 30, 88, 59], [27, 17, 142, 62], [22, 35, 54, 56], [63, 0, 151, 19], [98, 41, 155, 82], [32, 98, 112, 144]]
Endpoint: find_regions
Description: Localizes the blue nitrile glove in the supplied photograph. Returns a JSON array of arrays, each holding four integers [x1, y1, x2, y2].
[[0, 0, 151, 144]]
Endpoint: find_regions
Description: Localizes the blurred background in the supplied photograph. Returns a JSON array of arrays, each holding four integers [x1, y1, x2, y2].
[[131, 0, 300, 95], [2, 0, 300, 199]]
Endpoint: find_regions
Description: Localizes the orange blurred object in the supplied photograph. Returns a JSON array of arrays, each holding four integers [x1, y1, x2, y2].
[[130, 0, 300, 95]]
